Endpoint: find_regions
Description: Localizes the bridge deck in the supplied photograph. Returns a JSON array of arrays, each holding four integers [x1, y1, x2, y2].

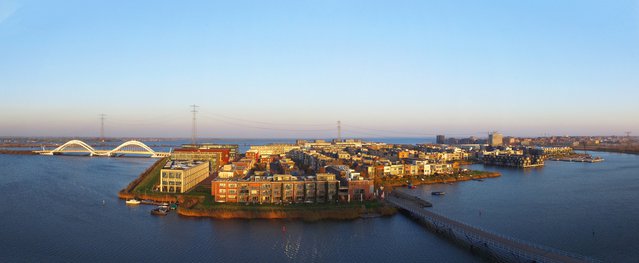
[[387, 194, 597, 263]]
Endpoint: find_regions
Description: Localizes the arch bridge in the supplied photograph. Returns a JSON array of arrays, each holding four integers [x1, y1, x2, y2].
[[36, 140, 171, 158]]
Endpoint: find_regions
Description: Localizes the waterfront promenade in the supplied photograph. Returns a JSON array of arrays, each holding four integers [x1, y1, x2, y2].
[[387, 192, 600, 263]]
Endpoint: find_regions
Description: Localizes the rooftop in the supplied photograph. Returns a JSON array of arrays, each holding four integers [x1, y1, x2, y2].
[[163, 160, 206, 170]]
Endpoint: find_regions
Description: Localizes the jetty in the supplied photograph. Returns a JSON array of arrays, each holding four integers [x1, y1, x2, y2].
[[387, 191, 600, 263], [547, 157, 604, 163]]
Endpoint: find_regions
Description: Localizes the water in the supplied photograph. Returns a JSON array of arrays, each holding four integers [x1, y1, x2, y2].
[[2, 146, 637, 262], [413, 151, 639, 262], [0, 154, 476, 262]]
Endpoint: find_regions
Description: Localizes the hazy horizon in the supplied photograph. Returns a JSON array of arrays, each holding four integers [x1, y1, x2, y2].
[[1, 1, 638, 138]]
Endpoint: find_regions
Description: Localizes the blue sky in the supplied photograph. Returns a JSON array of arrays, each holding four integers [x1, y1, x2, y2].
[[1, 0, 638, 138]]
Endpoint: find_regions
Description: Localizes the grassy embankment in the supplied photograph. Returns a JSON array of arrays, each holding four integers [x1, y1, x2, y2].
[[581, 145, 639, 155], [118, 157, 178, 202], [178, 197, 397, 221], [118, 158, 396, 220], [0, 149, 37, 155]]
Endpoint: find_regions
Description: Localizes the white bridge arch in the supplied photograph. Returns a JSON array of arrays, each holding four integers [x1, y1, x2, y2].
[[39, 140, 170, 158], [50, 140, 99, 155]]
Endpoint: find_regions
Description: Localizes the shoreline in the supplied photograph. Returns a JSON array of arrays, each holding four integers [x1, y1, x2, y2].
[[118, 157, 397, 221], [582, 147, 639, 155], [0, 150, 37, 155], [117, 160, 499, 221], [176, 201, 397, 221], [380, 171, 501, 190]]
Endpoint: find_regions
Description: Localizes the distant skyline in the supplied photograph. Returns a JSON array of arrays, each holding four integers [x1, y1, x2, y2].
[[1, 0, 638, 138]]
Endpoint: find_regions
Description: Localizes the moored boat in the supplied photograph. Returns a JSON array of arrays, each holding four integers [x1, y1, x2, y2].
[[431, 191, 446, 196], [126, 199, 141, 205], [151, 207, 169, 216]]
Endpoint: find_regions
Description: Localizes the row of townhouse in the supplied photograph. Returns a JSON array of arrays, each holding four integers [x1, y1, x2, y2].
[[211, 173, 375, 204], [288, 149, 336, 172], [217, 157, 256, 178], [364, 161, 453, 178]]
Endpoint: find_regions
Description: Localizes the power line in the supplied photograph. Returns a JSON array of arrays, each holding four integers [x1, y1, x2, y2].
[[199, 115, 334, 132], [107, 113, 183, 125], [99, 114, 106, 141], [191, 105, 199, 145], [337, 120, 342, 142], [341, 124, 437, 137], [200, 111, 333, 126], [345, 124, 486, 137]]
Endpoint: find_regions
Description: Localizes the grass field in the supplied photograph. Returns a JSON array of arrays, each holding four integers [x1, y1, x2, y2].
[[131, 158, 169, 195]]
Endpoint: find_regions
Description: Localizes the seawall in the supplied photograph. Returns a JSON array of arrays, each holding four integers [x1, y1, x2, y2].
[[177, 202, 397, 221]]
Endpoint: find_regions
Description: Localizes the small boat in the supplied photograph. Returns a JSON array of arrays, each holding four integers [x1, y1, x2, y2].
[[126, 199, 141, 205], [169, 203, 178, 210], [431, 191, 446, 196], [151, 207, 169, 216]]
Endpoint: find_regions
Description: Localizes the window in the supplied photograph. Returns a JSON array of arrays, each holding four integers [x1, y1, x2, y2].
[[219, 189, 226, 194], [219, 183, 226, 188]]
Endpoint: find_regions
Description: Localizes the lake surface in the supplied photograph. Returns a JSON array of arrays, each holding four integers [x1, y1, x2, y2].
[[414, 151, 639, 262], [0, 144, 636, 262], [0, 154, 477, 263]]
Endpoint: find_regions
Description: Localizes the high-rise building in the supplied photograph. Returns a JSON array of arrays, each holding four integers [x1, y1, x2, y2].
[[436, 135, 446, 144], [488, 132, 503, 147]]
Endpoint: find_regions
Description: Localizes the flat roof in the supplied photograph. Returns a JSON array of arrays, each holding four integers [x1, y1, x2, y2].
[[162, 160, 207, 170], [173, 148, 230, 153]]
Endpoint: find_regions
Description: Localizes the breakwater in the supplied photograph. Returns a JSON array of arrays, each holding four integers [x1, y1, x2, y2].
[[0, 150, 36, 155]]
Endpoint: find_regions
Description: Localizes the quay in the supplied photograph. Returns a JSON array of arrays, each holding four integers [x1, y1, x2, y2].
[[387, 190, 600, 263]]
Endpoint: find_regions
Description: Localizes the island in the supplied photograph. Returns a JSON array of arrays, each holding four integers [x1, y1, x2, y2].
[[118, 139, 504, 221]]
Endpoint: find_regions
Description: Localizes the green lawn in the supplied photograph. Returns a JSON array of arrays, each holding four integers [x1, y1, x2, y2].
[[132, 158, 169, 194]]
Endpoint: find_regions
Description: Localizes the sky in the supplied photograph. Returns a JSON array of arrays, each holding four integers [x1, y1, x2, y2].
[[0, 0, 638, 138]]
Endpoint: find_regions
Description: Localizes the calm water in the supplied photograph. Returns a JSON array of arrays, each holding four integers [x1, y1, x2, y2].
[[1, 147, 637, 262], [0, 154, 476, 263], [414, 151, 639, 262]]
